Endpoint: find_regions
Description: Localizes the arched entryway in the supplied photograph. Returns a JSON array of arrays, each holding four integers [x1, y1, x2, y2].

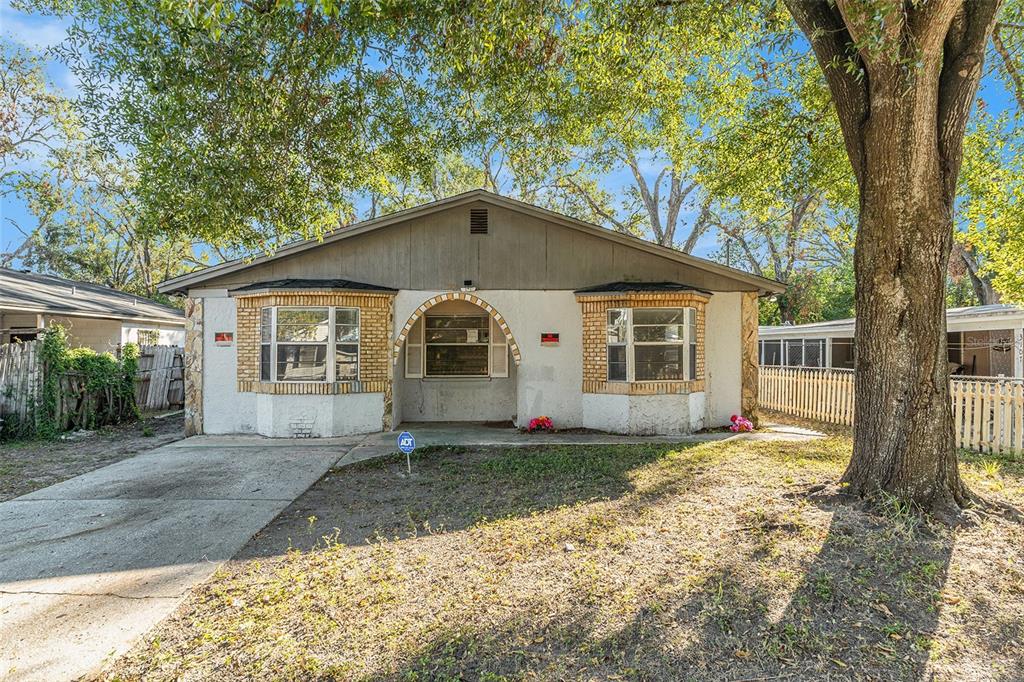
[[393, 292, 521, 366], [393, 293, 520, 423]]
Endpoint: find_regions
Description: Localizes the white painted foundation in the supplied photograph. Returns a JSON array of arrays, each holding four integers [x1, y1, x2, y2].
[[581, 392, 706, 435]]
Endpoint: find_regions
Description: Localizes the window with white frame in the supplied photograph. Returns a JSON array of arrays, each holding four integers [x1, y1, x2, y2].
[[404, 313, 509, 379], [606, 307, 698, 382], [260, 307, 359, 382]]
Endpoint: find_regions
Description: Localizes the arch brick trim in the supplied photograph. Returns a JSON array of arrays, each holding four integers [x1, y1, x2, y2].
[[393, 292, 522, 366]]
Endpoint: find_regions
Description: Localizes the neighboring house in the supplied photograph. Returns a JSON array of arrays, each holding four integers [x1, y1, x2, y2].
[[159, 190, 785, 438], [0, 267, 185, 350], [759, 304, 1024, 378]]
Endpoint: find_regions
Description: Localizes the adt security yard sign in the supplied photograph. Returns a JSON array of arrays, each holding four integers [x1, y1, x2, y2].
[[398, 431, 416, 473]]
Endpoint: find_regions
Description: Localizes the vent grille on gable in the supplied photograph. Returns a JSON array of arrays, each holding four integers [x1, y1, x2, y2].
[[470, 208, 489, 234]]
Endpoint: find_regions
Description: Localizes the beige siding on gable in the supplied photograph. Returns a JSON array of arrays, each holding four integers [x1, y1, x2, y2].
[[45, 315, 122, 352], [197, 202, 756, 292]]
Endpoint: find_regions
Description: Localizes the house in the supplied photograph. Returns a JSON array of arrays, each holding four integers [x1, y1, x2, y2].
[[158, 190, 785, 437], [759, 304, 1024, 378], [0, 267, 186, 350]]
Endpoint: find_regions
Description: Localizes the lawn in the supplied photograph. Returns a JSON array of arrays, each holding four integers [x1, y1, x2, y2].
[[106, 434, 1023, 681], [0, 414, 183, 501]]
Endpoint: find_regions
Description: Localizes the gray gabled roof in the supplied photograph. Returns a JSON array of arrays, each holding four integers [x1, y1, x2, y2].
[[230, 278, 397, 295], [0, 267, 185, 325], [574, 281, 713, 296], [760, 304, 1024, 337], [158, 190, 786, 295]]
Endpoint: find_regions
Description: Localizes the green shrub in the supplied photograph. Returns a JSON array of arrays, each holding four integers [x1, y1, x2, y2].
[[33, 325, 140, 436]]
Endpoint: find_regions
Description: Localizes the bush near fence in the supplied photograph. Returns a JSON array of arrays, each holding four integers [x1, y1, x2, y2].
[[759, 366, 1024, 457], [0, 326, 184, 440]]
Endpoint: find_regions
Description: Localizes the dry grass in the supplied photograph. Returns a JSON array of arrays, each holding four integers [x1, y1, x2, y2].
[[105, 434, 1024, 681], [0, 415, 183, 501]]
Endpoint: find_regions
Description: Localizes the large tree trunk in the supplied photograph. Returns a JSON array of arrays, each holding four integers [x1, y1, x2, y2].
[[844, 72, 969, 512], [787, 0, 1001, 519]]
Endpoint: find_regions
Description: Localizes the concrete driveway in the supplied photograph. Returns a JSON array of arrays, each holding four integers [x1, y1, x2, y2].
[[0, 436, 359, 681]]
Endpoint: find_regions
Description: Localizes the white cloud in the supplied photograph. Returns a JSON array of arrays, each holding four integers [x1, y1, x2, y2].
[[1, 0, 70, 51]]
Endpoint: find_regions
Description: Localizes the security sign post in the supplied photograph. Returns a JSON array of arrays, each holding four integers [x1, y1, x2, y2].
[[397, 431, 416, 474]]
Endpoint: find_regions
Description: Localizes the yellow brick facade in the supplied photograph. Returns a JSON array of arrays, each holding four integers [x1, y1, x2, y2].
[[234, 291, 395, 396], [576, 291, 709, 395]]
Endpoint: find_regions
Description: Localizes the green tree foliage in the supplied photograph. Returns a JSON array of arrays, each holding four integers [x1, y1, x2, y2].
[[0, 40, 79, 204], [10, 143, 208, 297], [956, 109, 1024, 304]]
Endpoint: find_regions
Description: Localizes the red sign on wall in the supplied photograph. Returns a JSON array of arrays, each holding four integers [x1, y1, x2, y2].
[[214, 332, 234, 346], [541, 333, 559, 345]]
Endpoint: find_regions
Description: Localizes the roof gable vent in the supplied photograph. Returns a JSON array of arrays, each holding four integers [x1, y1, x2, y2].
[[470, 208, 489, 234]]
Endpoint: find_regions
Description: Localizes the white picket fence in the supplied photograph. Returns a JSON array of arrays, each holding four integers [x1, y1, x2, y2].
[[760, 366, 1024, 456], [0, 340, 42, 428]]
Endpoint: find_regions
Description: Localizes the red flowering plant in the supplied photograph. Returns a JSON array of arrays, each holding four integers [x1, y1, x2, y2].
[[527, 416, 554, 433], [729, 414, 754, 432]]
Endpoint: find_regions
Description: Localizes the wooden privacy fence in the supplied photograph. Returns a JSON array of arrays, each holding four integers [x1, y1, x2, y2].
[[759, 366, 1024, 456], [0, 341, 183, 437], [136, 345, 184, 410], [0, 340, 41, 430]]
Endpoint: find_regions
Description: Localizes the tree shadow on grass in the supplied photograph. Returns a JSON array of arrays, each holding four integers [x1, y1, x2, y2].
[[382, 495, 970, 681], [240, 441, 723, 558]]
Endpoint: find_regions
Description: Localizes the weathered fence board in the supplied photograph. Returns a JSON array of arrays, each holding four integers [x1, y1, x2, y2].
[[135, 345, 184, 411], [0, 340, 41, 430], [760, 366, 1024, 456]]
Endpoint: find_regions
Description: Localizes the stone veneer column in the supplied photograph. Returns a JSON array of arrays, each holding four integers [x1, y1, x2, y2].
[[183, 297, 204, 436], [382, 297, 395, 431], [740, 291, 759, 426]]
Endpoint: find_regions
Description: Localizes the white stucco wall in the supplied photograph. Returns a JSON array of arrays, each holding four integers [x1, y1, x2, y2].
[[121, 323, 186, 347], [199, 293, 385, 437], [398, 361, 518, 422], [394, 290, 584, 428], [202, 294, 257, 434], [581, 392, 705, 435], [703, 291, 744, 428], [254, 392, 384, 437], [195, 287, 747, 437]]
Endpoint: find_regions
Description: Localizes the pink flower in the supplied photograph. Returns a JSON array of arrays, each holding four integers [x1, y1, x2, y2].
[[527, 416, 554, 433], [729, 415, 754, 432]]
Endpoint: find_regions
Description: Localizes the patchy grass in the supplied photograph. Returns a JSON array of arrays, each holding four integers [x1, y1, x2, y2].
[[0, 414, 183, 501], [105, 434, 1024, 681]]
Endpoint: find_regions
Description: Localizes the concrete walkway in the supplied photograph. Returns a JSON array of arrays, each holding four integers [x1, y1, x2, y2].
[[336, 421, 824, 466], [0, 436, 359, 681]]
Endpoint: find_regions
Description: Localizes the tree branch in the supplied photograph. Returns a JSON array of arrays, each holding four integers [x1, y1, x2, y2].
[[785, 0, 870, 188], [938, 0, 1002, 202], [992, 22, 1024, 110]]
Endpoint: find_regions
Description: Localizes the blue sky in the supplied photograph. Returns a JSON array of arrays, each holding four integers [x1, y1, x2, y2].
[[0, 1, 1015, 270]]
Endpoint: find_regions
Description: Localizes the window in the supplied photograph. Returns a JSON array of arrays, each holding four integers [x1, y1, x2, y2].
[[760, 339, 782, 366], [335, 309, 359, 380], [785, 339, 804, 367], [607, 309, 627, 381], [770, 338, 828, 368], [260, 307, 359, 383], [804, 339, 824, 368], [137, 329, 160, 346], [606, 307, 698, 382], [405, 312, 509, 379], [424, 314, 490, 376]]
